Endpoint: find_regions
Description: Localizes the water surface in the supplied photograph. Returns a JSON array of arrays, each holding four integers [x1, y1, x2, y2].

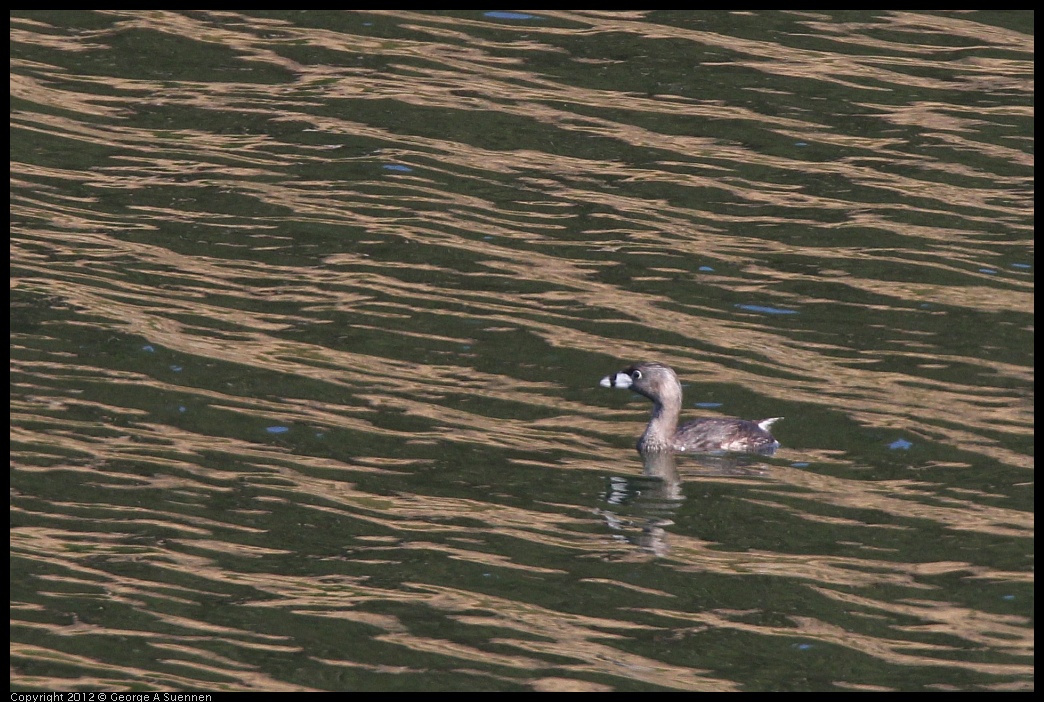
[[11, 10, 1033, 692]]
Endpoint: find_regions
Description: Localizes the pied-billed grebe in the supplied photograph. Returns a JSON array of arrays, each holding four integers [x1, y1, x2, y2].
[[600, 361, 781, 454]]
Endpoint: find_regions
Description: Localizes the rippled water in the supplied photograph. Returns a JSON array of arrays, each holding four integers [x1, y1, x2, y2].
[[11, 10, 1033, 692]]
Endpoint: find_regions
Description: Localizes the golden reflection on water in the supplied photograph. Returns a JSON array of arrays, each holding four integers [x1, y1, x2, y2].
[[11, 10, 1032, 691]]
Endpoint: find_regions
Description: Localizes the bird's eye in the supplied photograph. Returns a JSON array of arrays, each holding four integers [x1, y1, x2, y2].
[[631, 370, 642, 380]]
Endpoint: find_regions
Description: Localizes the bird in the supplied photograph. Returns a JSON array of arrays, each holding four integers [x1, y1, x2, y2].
[[600, 361, 781, 454]]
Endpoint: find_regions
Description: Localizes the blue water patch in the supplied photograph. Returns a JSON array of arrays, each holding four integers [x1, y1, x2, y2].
[[382, 164, 413, 173], [266, 426, 290, 434], [791, 462, 810, 468], [169, 365, 182, 372], [142, 345, 155, 353], [888, 438, 913, 450], [978, 268, 997, 274], [484, 11, 541, 20], [694, 402, 723, 409], [735, 304, 798, 315], [698, 265, 715, 272], [1011, 263, 1031, 269]]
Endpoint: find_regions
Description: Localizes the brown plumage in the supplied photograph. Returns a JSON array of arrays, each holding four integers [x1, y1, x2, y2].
[[600, 362, 781, 454]]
